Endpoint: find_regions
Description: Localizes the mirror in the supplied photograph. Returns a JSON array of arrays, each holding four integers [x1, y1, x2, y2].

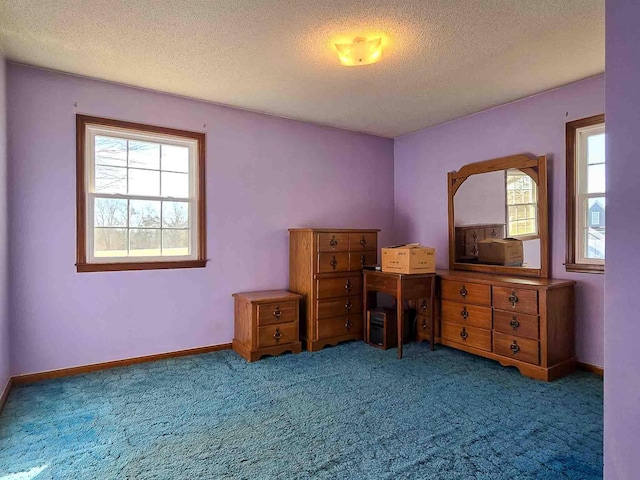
[[448, 154, 549, 278]]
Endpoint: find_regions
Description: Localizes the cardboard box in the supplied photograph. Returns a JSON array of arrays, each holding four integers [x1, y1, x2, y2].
[[477, 238, 523, 266], [381, 244, 436, 274]]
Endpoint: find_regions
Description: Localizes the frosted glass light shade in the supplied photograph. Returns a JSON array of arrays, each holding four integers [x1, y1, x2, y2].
[[335, 37, 382, 66]]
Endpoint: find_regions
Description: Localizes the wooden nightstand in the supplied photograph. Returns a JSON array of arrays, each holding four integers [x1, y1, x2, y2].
[[232, 290, 303, 362]]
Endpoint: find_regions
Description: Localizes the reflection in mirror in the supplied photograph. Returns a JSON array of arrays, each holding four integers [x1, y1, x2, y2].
[[453, 169, 540, 269]]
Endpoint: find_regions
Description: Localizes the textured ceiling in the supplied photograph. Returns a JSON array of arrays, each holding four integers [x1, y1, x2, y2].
[[0, 0, 604, 138]]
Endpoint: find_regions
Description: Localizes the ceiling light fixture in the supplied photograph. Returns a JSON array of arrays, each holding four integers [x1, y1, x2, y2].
[[335, 37, 382, 66]]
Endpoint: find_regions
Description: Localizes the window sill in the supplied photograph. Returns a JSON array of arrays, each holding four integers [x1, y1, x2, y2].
[[77, 259, 207, 273], [565, 263, 604, 274]]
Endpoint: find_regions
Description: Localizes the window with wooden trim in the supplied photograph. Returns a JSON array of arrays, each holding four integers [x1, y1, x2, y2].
[[506, 168, 538, 238], [566, 114, 605, 273], [76, 115, 206, 272]]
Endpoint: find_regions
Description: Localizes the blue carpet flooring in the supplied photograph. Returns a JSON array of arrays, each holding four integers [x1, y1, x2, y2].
[[0, 343, 602, 479]]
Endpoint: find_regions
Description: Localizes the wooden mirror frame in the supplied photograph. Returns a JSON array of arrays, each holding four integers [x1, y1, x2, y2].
[[448, 153, 549, 278]]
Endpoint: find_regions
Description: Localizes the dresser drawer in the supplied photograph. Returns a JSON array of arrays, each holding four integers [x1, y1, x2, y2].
[[257, 301, 297, 326], [441, 321, 491, 352], [349, 250, 377, 271], [317, 252, 350, 273], [441, 300, 492, 329], [317, 232, 349, 252], [349, 232, 377, 251], [441, 279, 491, 306], [493, 310, 539, 340], [492, 286, 538, 314], [416, 313, 440, 339], [493, 331, 540, 365], [317, 295, 362, 319], [257, 322, 298, 348], [316, 276, 362, 299], [316, 314, 362, 339]]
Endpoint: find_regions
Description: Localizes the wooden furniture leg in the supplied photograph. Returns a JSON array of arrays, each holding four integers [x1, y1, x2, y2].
[[397, 278, 404, 359], [430, 276, 436, 351]]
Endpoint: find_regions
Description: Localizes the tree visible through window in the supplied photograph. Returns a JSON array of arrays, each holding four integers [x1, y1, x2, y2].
[[76, 116, 206, 272], [506, 169, 537, 237]]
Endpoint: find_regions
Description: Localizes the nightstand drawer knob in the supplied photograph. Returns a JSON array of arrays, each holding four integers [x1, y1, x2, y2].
[[273, 328, 283, 342], [421, 299, 428, 311], [509, 291, 519, 307], [460, 328, 468, 341], [345, 319, 352, 331], [510, 340, 520, 354], [273, 307, 281, 319]]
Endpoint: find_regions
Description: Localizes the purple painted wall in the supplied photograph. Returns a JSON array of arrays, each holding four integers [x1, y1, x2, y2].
[[394, 75, 605, 367], [6, 64, 394, 376], [0, 57, 10, 393], [605, 1, 640, 478]]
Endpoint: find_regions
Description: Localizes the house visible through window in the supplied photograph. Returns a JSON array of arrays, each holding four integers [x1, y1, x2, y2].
[[76, 115, 206, 272], [506, 169, 537, 237], [566, 114, 605, 273]]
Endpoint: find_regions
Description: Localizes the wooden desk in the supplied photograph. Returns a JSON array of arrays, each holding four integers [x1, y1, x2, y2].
[[363, 270, 437, 359]]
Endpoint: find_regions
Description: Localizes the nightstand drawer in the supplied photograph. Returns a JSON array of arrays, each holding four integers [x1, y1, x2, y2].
[[258, 323, 298, 349], [257, 301, 297, 326], [441, 280, 491, 306], [492, 287, 538, 314], [441, 300, 492, 329], [317, 232, 349, 252]]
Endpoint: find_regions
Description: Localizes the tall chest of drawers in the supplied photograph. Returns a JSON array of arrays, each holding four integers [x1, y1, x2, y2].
[[289, 228, 379, 352], [438, 270, 575, 381]]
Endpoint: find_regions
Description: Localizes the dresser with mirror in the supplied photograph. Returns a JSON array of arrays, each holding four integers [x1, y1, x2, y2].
[[439, 154, 575, 381]]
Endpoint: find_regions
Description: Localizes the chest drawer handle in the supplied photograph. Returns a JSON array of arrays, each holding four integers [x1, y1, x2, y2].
[[461, 307, 469, 320], [345, 280, 352, 292], [345, 319, 352, 331], [509, 291, 519, 307], [421, 299, 428, 311], [460, 286, 468, 298], [330, 236, 338, 247], [510, 340, 520, 354], [273, 328, 283, 342], [510, 317, 520, 330], [359, 236, 367, 247], [460, 328, 468, 341], [421, 317, 428, 329], [360, 254, 366, 266], [330, 256, 338, 270], [344, 299, 352, 311], [273, 307, 281, 319]]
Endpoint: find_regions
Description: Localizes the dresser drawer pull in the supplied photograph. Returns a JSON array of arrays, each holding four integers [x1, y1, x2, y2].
[[460, 285, 468, 298], [345, 299, 352, 311], [509, 317, 520, 330], [461, 307, 469, 320], [345, 319, 352, 331], [330, 256, 338, 270], [489, 228, 498, 238], [421, 299, 428, 311], [360, 236, 367, 247], [360, 254, 366, 266], [509, 291, 519, 308], [330, 235, 338, 247], [273, 328, 283, 342], [510, 340, 520, 354], [345, 280, 352, 292], [421, 318, 428, 329], [460, 328, 468, 341], [273, 307, 281, 319]]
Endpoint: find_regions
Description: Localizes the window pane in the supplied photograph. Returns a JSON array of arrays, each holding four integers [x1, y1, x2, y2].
[[587, 164, 606, 193], [162, 201, 189, 228], [161, 145, 189, 173], [94, 228, 127, 257], [588, 133, 605, 165], [95, 136, 126, 167], [129, 168, 160, 196], [130, 200, 160, 228], [161, 172, 189, 198], [587, 197, 605, 228], [128, 141, 160, 169], [585, 228, 605, 260], [163, 229, 190, 256], [130, 229, 161, 256], [94, 198, 127, 227], [95, 165, 127, 194]]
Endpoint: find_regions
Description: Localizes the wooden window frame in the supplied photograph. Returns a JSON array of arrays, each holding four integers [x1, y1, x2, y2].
[[565, 114, 605, 274], [76, 115, 207, 273]]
